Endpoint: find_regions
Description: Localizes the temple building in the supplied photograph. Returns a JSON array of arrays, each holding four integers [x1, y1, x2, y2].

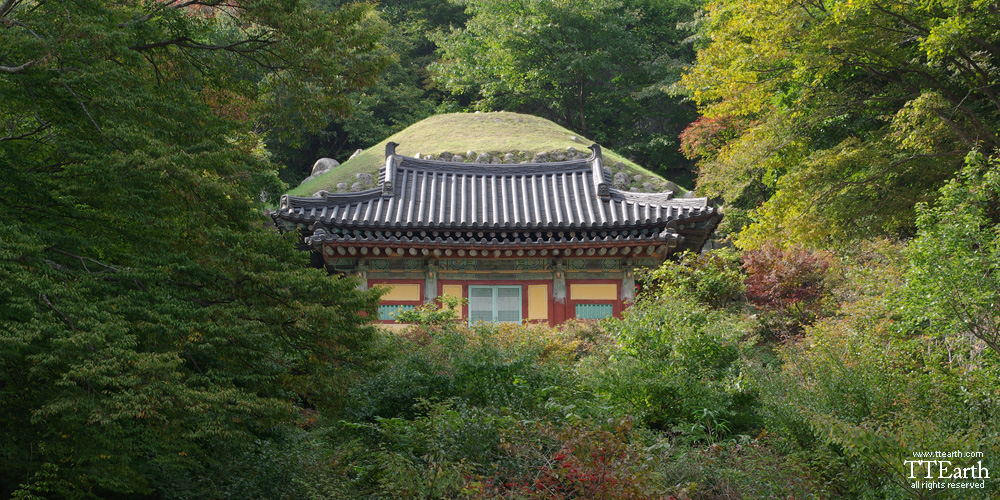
[[272, 143, 721, 325]]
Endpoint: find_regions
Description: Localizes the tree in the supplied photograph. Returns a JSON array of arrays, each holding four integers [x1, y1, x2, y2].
[[431, 0, 700, 175], [678, 0, 1000, 246], [905, 152, 1000, 354], [271, 0, 470, 182], [0, 1, 385, 497]]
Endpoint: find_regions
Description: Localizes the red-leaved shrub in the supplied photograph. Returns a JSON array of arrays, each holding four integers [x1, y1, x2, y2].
[[466, 417, 664, 500], [679, 115, 751, 160], [742, 244, 833, 337]]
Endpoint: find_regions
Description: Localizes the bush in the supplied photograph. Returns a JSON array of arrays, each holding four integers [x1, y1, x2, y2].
[[345, 319, 598, 422], [592, 295, 760, 438], [904, 151, 1000, 354], [754, 241, 1000, 498], [469, 416, 667, 500], [742, 243, 833, 338], [373, 400, 512, 499], [647, 248, 746, 309], [655, 433, 830, 499]]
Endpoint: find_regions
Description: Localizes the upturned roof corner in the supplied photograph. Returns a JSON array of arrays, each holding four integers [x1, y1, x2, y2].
[[273, 143, 722, 255]]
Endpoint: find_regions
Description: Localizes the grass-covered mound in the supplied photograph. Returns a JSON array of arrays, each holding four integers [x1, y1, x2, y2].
[[289, 112, 678, 196]]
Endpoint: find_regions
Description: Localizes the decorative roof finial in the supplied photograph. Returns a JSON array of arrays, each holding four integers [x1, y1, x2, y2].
[[588, 144, 610, 199], [385, 142, 398, 158], [588, 144, 602, 160]]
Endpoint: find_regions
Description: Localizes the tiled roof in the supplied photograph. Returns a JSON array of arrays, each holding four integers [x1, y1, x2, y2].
[[273, 144, 721, 254]]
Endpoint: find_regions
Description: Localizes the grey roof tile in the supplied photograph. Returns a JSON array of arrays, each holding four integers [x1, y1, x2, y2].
[[273, 144, 721, 251]]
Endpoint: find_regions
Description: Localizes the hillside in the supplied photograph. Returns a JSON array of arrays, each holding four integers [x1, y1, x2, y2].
[[288, 112, 684, 197]]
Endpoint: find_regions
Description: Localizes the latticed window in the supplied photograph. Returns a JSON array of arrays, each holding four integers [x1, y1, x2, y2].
[[468, 286, 522, 324], [378, 304, 416, 321], [575, 303, 613, 320]]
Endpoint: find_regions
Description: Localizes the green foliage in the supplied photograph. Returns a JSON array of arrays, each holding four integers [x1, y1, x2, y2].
[[0, 1, 385, 497], [680, 0, 1000, 244], [594, 296, 760, 437], [6, 3, 997, 496], [328, 321, 657, 498], [373, 400, 505, 499], [271, 0, 466, 180], [343, 398, 673, 500], [755, 239, 1000, 498], [345, 321, 599, 423], [647, 248, 746, 308], [905, 152, 1000, 354], [469, 416, 666, 500], [432, 0, 700, 174], [394, 294, 466, 327], [433, 0, 638, 135], [654, 435, 830, 499]]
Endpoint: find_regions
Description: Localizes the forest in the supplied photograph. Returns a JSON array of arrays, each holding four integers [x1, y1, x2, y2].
[[1, 0, 998, 498]]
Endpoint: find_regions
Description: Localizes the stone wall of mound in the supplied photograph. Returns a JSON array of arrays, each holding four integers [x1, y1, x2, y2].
[[311, 147, 681, 196]]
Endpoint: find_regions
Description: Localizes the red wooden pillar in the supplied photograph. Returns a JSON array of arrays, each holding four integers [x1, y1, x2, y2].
[[553, 300, 567, 325]]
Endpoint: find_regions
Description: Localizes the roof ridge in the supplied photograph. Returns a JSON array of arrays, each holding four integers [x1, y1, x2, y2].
[[397, 157, 594, 174], [280, 188, 382, 209], [384, 141, 600, 162]]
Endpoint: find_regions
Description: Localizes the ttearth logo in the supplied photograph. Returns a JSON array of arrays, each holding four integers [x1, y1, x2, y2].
[[904, 451, 990, 490]]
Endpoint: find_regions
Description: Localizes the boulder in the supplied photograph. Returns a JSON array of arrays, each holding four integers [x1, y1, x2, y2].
[[312, 190, 327, 198], [531, 151, 549, 163], [350, 182, 363, 192], [503, 153, 516, 164], [491, 156, 501, 164], [642, 182, 657, 192], [439, 151, 453, 160], [663, 181, 680, 193], [355, 172, 375, 185], [451, 155, 464, 162], [466, 150, 476, 158], [552, 153, 567, 162], [632, 174, 644, 183], [475, 152, 491, 163], [348, 148, 363, 160], [613, 162, 625, 170], [336, 182, 348, 192], [613, 172, 630, 187], [569, 135, 581, 143], [311, 158, 339, 176]]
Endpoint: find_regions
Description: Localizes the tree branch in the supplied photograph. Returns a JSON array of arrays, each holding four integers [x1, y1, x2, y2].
[[60, 80, 121, 150], [129, 36, 276, 54], [49, 248, 121, 273], [40, 293, 76, 330], [0, 122, 49, 142], [0, 59, 41, 73], [0, 0, 19, 18]]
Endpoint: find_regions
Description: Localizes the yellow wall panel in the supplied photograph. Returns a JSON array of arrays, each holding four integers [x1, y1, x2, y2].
[[569, 283, 618, 301], [440, 284, 463, 310], [380, 283, 421, 301], [527, 284, 549, 320]]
